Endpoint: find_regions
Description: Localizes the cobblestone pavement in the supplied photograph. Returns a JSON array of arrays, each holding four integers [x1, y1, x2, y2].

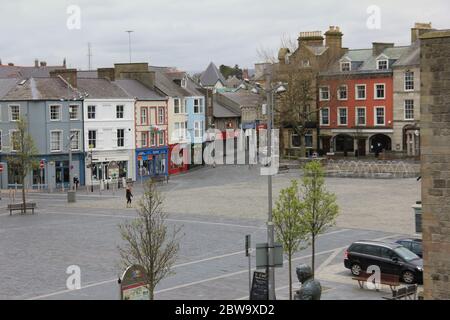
[[38, 165, 420, 235], [0, 165, 420, 300]]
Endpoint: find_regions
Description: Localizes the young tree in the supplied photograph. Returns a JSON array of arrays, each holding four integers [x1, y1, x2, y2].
[[300, 161, 339, 278], [118, 180, 183, 300], [7, 117, 38, 213], [273, 180, 307, 300]]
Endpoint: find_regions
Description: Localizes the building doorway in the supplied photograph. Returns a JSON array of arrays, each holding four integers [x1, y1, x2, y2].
[[370, 134, 392, 154], [335, 134, 354, 153], [357, 139, 366, 157]]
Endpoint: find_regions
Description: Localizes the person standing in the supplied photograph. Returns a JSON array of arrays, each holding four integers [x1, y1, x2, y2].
[[126, 187, 133, 208]]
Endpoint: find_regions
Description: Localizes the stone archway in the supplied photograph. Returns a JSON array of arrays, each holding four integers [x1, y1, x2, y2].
[[369, 134, 392, 154]]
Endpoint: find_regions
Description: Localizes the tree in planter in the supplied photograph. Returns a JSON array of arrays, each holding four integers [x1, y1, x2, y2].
[[7, 117, 38, 213], [273, 180, 307, 300], [118, 180, 183, 300], [300, 161, 339, 278]]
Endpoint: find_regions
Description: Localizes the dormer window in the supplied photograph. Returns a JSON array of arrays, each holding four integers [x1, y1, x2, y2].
[[340, 62, 351, 72], [181, 77, 187, 88], [377, 59, 389, 70]]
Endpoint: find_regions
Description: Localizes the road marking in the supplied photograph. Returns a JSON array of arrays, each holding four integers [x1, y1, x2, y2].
[[26, 229, 353, 300], [40, 210, 267, 230]]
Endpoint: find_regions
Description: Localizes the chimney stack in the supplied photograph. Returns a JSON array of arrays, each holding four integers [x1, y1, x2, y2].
[[50, 69, 77, 88], [98, 68, 115, 81], [114, 63, 155, 89], [298, 31, 324, 47], [34, 59, 39, 67], [411, 22, 433, 43], [7, 63, 14, 66], [325, 26, 343, 50], [40, 61, 47, 67]]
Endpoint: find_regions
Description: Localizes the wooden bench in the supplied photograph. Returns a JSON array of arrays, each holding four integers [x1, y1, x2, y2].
[[383, 284, 418, 300], [8, 203, 37, 215], [352, 271, 400, 292]]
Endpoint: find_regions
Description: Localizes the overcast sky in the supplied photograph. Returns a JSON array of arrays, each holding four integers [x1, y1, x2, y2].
[[0, 0, 449, 72]]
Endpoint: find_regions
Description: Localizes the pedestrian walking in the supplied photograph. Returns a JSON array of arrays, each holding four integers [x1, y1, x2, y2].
[[126, 187, 133, 208]]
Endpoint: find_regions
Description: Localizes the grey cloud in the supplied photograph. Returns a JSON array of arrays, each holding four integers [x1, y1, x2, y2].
[[0, 0, 449, 72]]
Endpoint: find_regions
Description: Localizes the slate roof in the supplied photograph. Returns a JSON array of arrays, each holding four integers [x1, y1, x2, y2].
[[221, 90, 262, 107], [392, 41, 420, 67], [0, 77, 81, 100], [0, 65, 65, 79], [114, 79, 166, 101], [77, 78, 131, 99], [200, 62, 226, 87], [225, 75, 243, 88], [320, 45, 412, 76], [149, 66, 188, 97], [213, 98, 240, 118], [0, 78, 20, 99]]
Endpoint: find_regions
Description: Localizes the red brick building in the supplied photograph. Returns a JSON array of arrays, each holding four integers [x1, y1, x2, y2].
[[318, 43, 409, 156]]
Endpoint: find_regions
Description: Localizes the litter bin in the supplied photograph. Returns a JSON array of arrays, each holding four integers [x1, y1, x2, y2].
[[67, 190, 76, 203], [413, 201, 422, 233]]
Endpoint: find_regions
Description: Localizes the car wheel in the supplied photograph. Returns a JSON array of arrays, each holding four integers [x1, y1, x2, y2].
[[351, 263, 362, 276], [402, 271, 415, 284]]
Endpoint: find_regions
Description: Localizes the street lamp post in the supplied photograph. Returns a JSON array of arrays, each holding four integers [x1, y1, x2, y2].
[[246, 74, 286, 300]]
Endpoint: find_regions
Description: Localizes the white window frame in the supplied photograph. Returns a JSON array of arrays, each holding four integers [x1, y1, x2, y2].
[[337, 107, 348, 126], [88, 130, 97, 149], [116, 105, 124, 119], [194, 99, 202, 114], [158, 131, 165, 146], [320, 107, 330, 126], [158, 107, 164, 124], [374, 106, 385, 126], [140, 107, 147, 125], [377, 59, 389, 70], [10, 130, 20, 152], [355, 84, 366, 100], [69, 105, 79, 120], [87, 105, 96, 119], [194, 121, 202, 138], [150, 131, 157, 146], [374, 83, 386, 100], [340, 61, 351, 72], [319, 86, 330, 101], [50, 130, 63, 152], [338, 85, 348, 101], [49, 105, 61, 121], [141, 131, 148, 147], [174, 98, 181, 114], [355, 107, 366, 126], [404, 100, 415, 120], [9, 105, 20, 121], [116, 128, 125, 148], [404, 71, 415, 91], [70, 130, 80, 151]]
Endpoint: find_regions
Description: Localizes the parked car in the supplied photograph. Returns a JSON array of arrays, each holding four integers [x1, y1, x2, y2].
[[395, 238, 423, 258], [344, 240, 423, 284]]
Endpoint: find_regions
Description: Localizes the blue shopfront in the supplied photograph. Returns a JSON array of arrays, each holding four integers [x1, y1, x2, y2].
[[136, 147, 169, 179]]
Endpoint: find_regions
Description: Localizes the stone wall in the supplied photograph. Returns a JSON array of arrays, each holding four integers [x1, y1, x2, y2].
[[420, 30, 450, 299]]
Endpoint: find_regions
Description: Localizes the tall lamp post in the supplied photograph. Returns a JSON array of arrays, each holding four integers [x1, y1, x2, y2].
[[245, 74, 286, 300]]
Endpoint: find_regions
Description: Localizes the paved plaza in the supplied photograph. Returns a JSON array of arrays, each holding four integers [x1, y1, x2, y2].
[[0, 165, 421, 300]]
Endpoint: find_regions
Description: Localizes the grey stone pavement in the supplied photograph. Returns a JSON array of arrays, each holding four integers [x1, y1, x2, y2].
[[0, 165, 422, 300]]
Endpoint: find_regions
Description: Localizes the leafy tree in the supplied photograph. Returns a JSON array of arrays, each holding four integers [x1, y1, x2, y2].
[[7, 117, 38, 212], [273, 180, 307, 300], [118, 180, 183, 299], [219, 64, 243, 80], [300, 161, 339, 278]]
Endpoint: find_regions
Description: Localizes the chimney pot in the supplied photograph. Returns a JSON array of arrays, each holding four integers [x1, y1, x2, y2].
[[35, 59, 39, 67], [8, 63, 14, 66], [40, 61, 47, 67]]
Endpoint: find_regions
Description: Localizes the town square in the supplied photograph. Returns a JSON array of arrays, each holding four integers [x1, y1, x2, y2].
[[0, 0, 449, 312]]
